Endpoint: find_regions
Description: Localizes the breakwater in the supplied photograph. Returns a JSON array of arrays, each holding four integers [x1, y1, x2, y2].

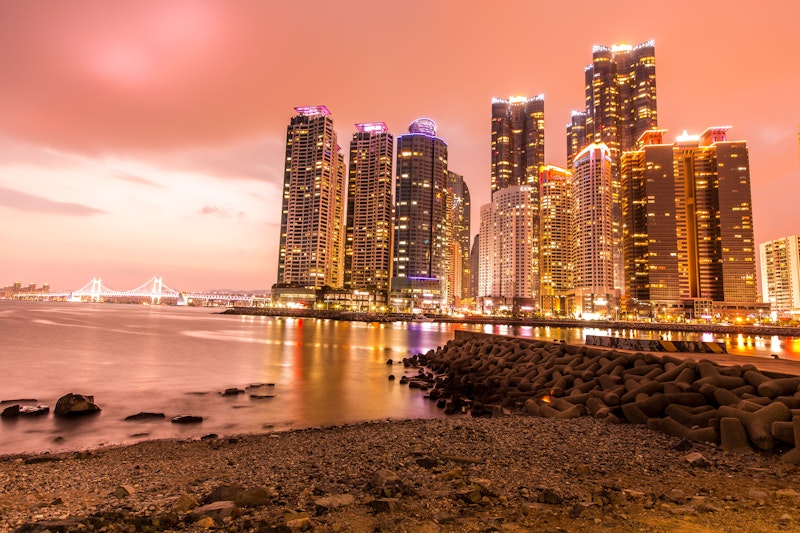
[[399, 331, 800, 458], [585, 335, 727, 353]]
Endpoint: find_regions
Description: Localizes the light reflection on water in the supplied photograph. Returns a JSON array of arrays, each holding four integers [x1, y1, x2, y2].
[[1, 301, 795, 455]]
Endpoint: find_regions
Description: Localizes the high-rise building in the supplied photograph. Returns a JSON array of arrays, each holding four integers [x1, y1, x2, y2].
[[391, 118, 450, 312], [619, 127, 758, 318], [569, 41, 658, 293], [277, 106, 346, 290], [478, 185, 539, 312], [674, 127, 757, 303], [572, 143, 617, 317], [620, 129, 681, 312], [469, 234, 480, 301], [344, 123, 394, 301], [490, 96, 545, 194], [449, 171, 471, 303], [566, 111, 587, 167], [483, 95, 545, 311], [760, 235, 800, 319], [539, 165, 573, 315]]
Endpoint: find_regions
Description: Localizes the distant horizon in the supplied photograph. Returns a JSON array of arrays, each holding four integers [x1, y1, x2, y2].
[[2, 1, 799, 290]]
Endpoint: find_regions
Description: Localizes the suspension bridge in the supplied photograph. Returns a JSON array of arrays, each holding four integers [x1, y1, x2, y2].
[[13, 277, 257, 306]]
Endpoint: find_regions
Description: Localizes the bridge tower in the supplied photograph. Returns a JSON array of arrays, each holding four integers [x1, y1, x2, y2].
[[150, 276, 163, 305], [90, 278, 102, 302]]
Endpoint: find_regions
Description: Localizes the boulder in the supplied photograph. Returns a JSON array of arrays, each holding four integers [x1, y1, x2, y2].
[[171, 415, 203, 424], [53, 393, 101, 417], [19, 405, 50, 417], [124, 412, 165, 421]]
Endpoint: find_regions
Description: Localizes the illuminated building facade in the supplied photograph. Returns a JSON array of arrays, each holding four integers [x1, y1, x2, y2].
[[539, 165, 572, 315], [449, 171, 471, 304], [760, 235, 800, 319], [344, 123, 394, 303], [490, 95, 545, 194], [620, 130, 681, 313], [675, 127, 757, 303], [277, 106, 346, 290], [391, 118, 450, 311], [571, 143, 617, 316], [481, 95, 545, 312], [478, 185, 539, 313], [619, 127, 758, 317], [569, 41, 658, 293]]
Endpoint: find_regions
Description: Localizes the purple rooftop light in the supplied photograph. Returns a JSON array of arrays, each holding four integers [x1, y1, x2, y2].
[[294, 105, 331, 117], [408, 118, 437, 136], [355, 122, 388, 133]]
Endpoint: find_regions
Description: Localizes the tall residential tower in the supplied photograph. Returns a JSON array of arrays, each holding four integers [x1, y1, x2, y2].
[[344, 123, 394, 301], [391, 118, 450, 311], [277, 106, 345, 289]]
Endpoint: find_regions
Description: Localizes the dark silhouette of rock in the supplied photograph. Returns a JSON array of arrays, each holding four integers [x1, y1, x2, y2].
[[53, 393, 100, 417], [171, 415, 203, 424], [123, 412, 166, 421]]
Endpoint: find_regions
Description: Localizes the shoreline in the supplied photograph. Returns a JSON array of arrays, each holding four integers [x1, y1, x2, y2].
[[220, 307, 800, 338], [4, 339, 800, 531], [2, 415, 799, 532]]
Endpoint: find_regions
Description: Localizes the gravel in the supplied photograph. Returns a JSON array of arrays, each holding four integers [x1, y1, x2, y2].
[[2, 415, 800, 532]]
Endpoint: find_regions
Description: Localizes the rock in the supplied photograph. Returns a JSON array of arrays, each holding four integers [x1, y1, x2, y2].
[[684, 452, 709, 467], [237, 487, 272, 507], [190, 500, 239, 522], [19, 405, 49, 417], [11, 518, 83, 532], [124, 412, 165, 421], [1, 404, 20, 418], [221, 388, 244, 396], [314, 493, 355, 512], [171, 415, 203, 424], [202, 484, 246, 504], [370, 469, 402, 497], [282, 511, 312, 530], [113, 485, 136, 498], [173, 493, 199, 513], [53, 393, 101, 417], [195, 516, 215, 528]]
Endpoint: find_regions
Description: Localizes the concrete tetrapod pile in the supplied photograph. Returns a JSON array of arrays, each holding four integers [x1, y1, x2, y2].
[[400, 333, 800, 461]]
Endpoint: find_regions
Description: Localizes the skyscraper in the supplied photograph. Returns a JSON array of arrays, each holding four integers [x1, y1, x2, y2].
[[491, 96, 545, 194], [344, 123, 394, 301], [481, 95, 545, 311], [572, 143, 616, 317], [569, 41, 658, 292], [760, 235, 800, 319], [277, 106, 345, 290], [620, 129, 681, 312], [391, 118, 450, 311], [674, 127, 757, 303], [539, 165, 572, 315], [478, 185, 539, 313], [449, 171, 471, 303], [619, 127, 758, 318]]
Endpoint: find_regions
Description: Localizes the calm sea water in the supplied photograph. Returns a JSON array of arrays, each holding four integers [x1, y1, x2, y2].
[[0, 301, 791, 455]]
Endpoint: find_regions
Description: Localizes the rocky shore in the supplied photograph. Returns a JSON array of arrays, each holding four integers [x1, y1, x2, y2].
[[4, 335, 800, 532], [2, 415, 800, 533]]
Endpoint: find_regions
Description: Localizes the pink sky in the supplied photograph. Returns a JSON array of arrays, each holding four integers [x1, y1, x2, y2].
[[1, 0, 798, 292]]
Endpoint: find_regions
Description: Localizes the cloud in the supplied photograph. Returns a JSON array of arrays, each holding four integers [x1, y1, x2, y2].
[[0, 186, 106, 216], [199, 205, 245, 219]]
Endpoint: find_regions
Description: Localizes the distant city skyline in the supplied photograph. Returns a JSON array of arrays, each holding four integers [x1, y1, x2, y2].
[[1, 1, 798, 291]]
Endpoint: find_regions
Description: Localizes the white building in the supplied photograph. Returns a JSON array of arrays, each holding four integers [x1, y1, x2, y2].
[[760, 235, 800, 319]]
